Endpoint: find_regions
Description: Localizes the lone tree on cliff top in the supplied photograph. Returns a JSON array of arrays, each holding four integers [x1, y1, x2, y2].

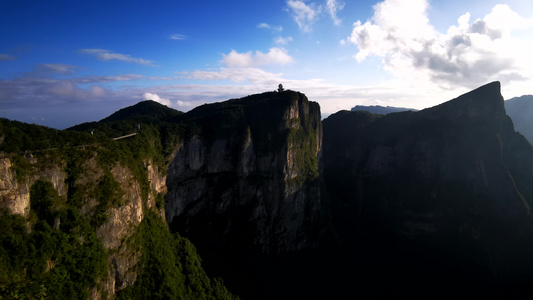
[[278, 84, 284, 92]]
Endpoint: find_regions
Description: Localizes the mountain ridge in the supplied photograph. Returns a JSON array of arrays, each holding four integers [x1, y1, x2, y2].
[[322, 80, 533, 296]]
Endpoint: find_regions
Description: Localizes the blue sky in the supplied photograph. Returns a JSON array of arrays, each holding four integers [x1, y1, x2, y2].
[[1, 0, 533, 128]]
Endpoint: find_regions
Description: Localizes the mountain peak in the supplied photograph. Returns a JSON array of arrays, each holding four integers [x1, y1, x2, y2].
[[422, 81, 504, 120], [101, 100, 182, 123]]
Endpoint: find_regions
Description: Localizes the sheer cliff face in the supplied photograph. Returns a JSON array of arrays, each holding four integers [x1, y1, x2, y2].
[[322, 82, 533, 289], [0, 152, 166, 298], [0, 156, 66, 217], [165, 91, 322, 255], [324, 82, 531, 222]]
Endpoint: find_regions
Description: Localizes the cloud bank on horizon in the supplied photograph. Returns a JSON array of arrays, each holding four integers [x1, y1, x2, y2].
[[0, 0, 532, 129]]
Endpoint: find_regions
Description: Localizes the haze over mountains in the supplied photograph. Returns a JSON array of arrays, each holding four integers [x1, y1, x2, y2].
[[351, 104, 418, 114], [505, 95, 533, 145], [2, 82, 533, 298]]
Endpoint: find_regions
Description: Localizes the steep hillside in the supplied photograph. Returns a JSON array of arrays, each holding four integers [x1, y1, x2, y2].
[[505, 95, 533, 144], [0, 117, 237, 299], [101, 100, 183, 123], [323, 81, 533, 297]]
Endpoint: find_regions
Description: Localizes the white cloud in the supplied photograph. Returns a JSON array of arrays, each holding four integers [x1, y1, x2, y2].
[[189, 67, 284, 85], [274, 36, 293, 45], [142, 92, 171, 106], [37, 63, 78, 75], [42, 80, 108, 99], [0, 54, 15, 61], [222, 51, 254, 68], [169, 34, 188, 40], [327, 0, 344, 26], [481, 5, 533, 38], [286, 0, 321, 32], [176, 100, 193, 108], [149, 76, 176, 80], [74, 74, 144, 84], [79, 49, 155, 66], [345, 0, 533, 91], [257, 23, 283, 32], [222, 47, 293, 68]]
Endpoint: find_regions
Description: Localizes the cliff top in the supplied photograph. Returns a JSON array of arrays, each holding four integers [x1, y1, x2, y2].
[[419, 81, 505, 121]]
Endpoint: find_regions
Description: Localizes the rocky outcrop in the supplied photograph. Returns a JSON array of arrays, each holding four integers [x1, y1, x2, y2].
[[165, 91, 323, 256], [0, 157, 31, 216], [0, 148, 167, 299], [0, 155, 67, 217], [164, 91, 323, 298]]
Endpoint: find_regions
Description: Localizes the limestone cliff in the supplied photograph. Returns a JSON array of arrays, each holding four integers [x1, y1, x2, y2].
[[0, 149, 166, 299], [0, 155, 67, 217], [0, 102, 241, 299], [165, 91, 323, 255], [163, 91, 323, 298]]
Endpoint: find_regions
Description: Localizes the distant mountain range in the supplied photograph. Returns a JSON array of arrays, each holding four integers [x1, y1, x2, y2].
[[505, 95, 533, 145], [351, 104, 418, 114]]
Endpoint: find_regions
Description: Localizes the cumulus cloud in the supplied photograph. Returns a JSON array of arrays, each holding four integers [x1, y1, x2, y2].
[[327, 0, 344, 26], [287, 0, 321, 32], [142, 92, 171, 106], [274, 36, 294, 45], [0, 54, 15, 61], [222, 47, 293, 68], [344, 0, 533, 90], [79, 49, 155, 66], [176, 100, 194, 108], [169, 34, 188, 40]]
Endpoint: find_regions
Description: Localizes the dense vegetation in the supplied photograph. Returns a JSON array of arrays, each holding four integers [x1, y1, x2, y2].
[[0, 103, 239, 299], [0, 181, 107, 300], [0, 118, 101, 153], [117, 212, 237, 300], [0, 182, 236, 299]]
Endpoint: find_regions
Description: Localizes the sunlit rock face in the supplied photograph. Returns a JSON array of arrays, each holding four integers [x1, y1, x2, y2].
[[0, 150, 166, 298], [0, 156, 67, 217], [165, 91, 323, 256]]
